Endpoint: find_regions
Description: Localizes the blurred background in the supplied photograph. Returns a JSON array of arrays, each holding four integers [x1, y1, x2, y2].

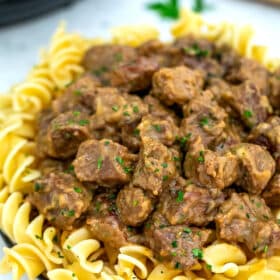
[[0, 0, 280, 92]]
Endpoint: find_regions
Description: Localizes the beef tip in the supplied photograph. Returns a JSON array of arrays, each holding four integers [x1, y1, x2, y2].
[[132, 137, 176, 195], [226, 57, 269, 96], [138, 39, 183, 67], [73, 139, 137, 187], [91, 124, 121, 143], [232, 143, 275, 194], [87, 192, 135, 248], [184, 137, 239, 189], [117, 185, 154, 226], [151, 66, 204, 106], [143, 95, 179, 125], [263, 174, 280, 207], [42, 111, 90, 159], [28, 172, 92, 230], [82, 44, 137, 83], [207, 77, 231, 100], [269, 67, 280, 109], [158, 177, 224, 226], [216, 192, 280, 257], [145, 212, 213, 271], [223, 81, 271, 128], [37, 158, 69, 175], [52, 75, 99, 115], [91, 88, 148, 129], [121, 122, 141, 152], [248, 116, 280, 158], [109, 56, 159, 92], [180, 90, 227, 149], [137, 115, 179, 146]]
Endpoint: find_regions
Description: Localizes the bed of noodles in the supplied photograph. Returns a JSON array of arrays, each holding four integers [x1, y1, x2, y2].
[[0, 9, 280, 280]]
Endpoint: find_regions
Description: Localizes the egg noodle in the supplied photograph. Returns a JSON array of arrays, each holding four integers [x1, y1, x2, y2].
[[0, 8, 279, 280]]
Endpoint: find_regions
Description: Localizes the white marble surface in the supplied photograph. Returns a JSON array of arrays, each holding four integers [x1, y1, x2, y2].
[[0, 0, 280, 279]]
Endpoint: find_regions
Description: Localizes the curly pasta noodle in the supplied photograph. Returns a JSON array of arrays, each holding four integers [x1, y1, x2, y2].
[[0, 8, 280, 280]]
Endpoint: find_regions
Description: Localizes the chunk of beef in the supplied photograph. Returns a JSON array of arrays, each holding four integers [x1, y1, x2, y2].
[[121, 122, 141, 152], [184, 137, 239, 189], [207, 77, 231, 100], [158, 177, 224, 226], [91, 88, 148, 129], [232, 143, 275, 194], [87, 193, 135, 248], [132, 137, 176, 195], [263, 174, 280, 207], [137, 115, 178, 146], [91, 124, 121, 143], [223, 81, 271, 128], [269, 67, 280, 109], [248, 116, 280, 158], [145, 212, 213, 270], [138, 39, 182, 67], [180, 90, 227, 149], [216, 193, 280, 257], [82, 44, 137, 84], [151, 66, 204, 106], [52, 75, 99, 115], [73, 139, 137, 187], [37, 158, 69, 175], [226, 58, 270, 96], [28, 172, 92, 230], [38, 111, 90, 159], [109, 56, 159, 92], [117, 185, 154, 226]]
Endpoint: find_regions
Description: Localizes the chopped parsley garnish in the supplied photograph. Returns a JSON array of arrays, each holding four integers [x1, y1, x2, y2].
[[115, 156, 124, 165], [277, 219, 280, 225], [104, 140, 110, 146], [35, 234, 43, 240], [73, 89, 82, 96], [112, 105, 119, 112], [57, 251, 64, 259], [123, 111, 130, 116], [133, 105, 139, 113], [176, 190, 184, 202], [162, 175, 169, 181], [239, 205, 244, 210], [78, 119, 89, 126], [263, 245, 268, 253], [62, 210, 75, 217], [184, 44, 209, 58], [67, 244, 72, 250], [114, 53, 123, 62], [147, 0, 179, 20], [72, 273, 76, 278], [183, 227, 192, 234], [95, 201, 101, 212], [127, 226, 133, 232], [192, 248, 203, 260], [133, 129, 140, 136], [174, 262, 181, 269], [74, 187, 82, 193], [179, 133, 192, 147], [73, 110, 80, 117], [97, 157, 103, 169], [246, 213, 250, 219], [53, 235, 58, 243], [161, 163, 168, 168], [159, 224, 167, 228], [197, 150, 205, 163], [92, 66, 108, 77], [199, 116, 209, 127], [256, 202, 262, 208], [243, 110, 253, 119], [34, 182, 43, 192], [152, 124, 162, 132], [206, 264, 212, 271], [192, 0, 210, 13], [171, 251, 177, 256], [263, 215, 269, 220], [171, 240, 178, 248], [154, 168, 160, 173], [123, 166, 133, 174], [173, 156, 180, 161], [133, 200, 139, 207]]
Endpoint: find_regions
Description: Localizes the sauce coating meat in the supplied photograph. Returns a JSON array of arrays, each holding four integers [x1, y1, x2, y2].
[[31, 35, 280, 271]]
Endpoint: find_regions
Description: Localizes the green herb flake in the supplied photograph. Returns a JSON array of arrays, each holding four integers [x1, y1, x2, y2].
[[256, 202, 262, 208], [183, 227, 192, 234], [176, 190, 184, 202], [67, 244, 72, 250], [239, 205, 244, 210], [174, 262, 181, 269], [123, 166, 133, 174], [66, 210, 75, 217], [92, 66, 108, 77], [171, 251, 177, 256], [73, 89, 82, 96], [133, 105, 139, 113], [133, 129, 140, 136], [171, 240, 178, 248], [192, 248, 203, 260], [78, 119, 89, 126], [162, 175, 169, 181], [115, 156, 124, 165], [73, 110, 81, 117], [246, 213, 250, 219], [95, 201, 101, 212], [74, 187, 82, 193], [179, 133, 192, 147], [173, 156, 180, 162], [263, 245, 268, 253], [133, 200, 139, 207], [197, 150, 205, 163], [263, 215, 269, 220], [184, 43, 209, 58], [112, 105, 119, 112], [244, 110, 253, 119], [114, 53, 123, 62], [147, 0, 179, 20], [127, 226, 133, 232], [123, 111, 130, 117], [34, 182, 43, 192], [161, 162, 168, 168], [97, 157, 103, 169], [277, 219, 280, 225], [35, 234, 43, 240], [104, 140, 110, 146], [72, 273, 76, 278], [57, 251, 64, 259], [206, 263, 212, 271], [192, 0, 210, 13], [152, 124, 162, 132], [199, 116, 209, 127]]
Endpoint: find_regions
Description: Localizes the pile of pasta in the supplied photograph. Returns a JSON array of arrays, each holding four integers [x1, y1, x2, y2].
[[0, 9, 280, 280]]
